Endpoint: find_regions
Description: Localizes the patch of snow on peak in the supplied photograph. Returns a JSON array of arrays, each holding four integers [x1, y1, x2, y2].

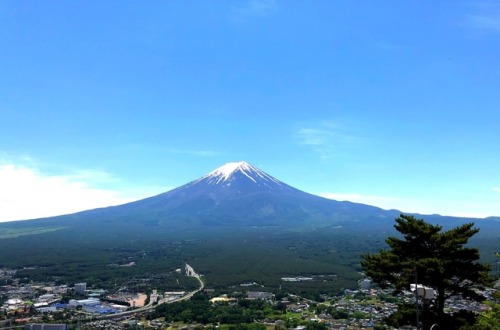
[[193, 161, 288, 188], [206, 161, 254, 184], [215, 161, 248, 177]]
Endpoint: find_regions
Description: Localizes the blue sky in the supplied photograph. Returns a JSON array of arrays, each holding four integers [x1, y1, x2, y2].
[[1, 0, 499, 221]]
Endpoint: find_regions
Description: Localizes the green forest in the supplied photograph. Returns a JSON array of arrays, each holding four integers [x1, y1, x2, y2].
[[0, 224, 388, 293], [0, 220, 497, 295]]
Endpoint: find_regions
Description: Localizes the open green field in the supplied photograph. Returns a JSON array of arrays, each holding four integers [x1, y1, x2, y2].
[[0, 226, 66, 238]]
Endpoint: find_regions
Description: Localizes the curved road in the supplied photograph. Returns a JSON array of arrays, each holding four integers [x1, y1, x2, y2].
[[158, 263, 204, 304], [96, 263, 204, 320]]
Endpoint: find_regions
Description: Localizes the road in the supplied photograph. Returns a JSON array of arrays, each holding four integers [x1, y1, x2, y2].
[[94, 263, 204, 320], [156, 263, 204, 304]]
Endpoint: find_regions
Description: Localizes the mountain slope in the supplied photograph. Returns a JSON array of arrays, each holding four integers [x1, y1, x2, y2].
[[62, 161, 395, 228], [2, 161, 492, 232]]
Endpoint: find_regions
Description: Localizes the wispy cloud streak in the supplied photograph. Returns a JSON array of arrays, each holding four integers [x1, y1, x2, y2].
[[166, 148, 219, 157], [296, 121, 361, 159], [466, 14, 500, 31], [463, 2, 500, 32], [230, 0, 278, 22], [125, 144, 219, 157]]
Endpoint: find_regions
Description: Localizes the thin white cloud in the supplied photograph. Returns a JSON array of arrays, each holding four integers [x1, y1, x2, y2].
[[466, 14, 500, 31], [230, 0, 278, 22], [0, 164, 167, 222], [166, 148, 219, 157], [125, 144, 219, 157], [296, 121, 361, 159], [246, 0, 278, 17], [492, 186, 500, 193], [463, 2, 500, 32]]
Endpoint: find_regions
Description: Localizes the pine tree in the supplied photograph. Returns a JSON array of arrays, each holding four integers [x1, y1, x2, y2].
[[361, 214, 491, 326]]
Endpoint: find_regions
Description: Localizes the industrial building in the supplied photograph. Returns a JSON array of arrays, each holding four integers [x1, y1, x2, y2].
[[24, 324, 68, 330]]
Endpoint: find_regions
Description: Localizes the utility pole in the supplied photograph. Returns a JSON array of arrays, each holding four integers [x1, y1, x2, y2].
[[415, 270, 420, 330]]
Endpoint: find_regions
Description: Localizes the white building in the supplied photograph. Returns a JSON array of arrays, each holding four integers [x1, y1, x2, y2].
[[74, 283, 87, 295], [6, 298, 23, 305], [68, 298, 100, 307], [361, 279, 372, 290]]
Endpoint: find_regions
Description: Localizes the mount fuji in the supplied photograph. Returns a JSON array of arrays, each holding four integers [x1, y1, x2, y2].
[[0, 161, 395, 231], [66, 161, 396, 229], [4, 161, 493, 232]]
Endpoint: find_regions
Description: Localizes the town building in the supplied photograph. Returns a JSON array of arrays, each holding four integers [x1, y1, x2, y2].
[[74, 283, 87, 295], [24, 324, 68, 330]]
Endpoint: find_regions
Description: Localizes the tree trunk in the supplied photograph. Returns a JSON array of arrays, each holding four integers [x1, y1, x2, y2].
[[436, 287, 445, 326]]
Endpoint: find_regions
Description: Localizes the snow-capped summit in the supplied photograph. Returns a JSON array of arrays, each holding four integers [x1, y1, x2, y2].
[[201, 161, 283, 186], [133, 160, 342, 226], [207, 161, 256, 183]]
